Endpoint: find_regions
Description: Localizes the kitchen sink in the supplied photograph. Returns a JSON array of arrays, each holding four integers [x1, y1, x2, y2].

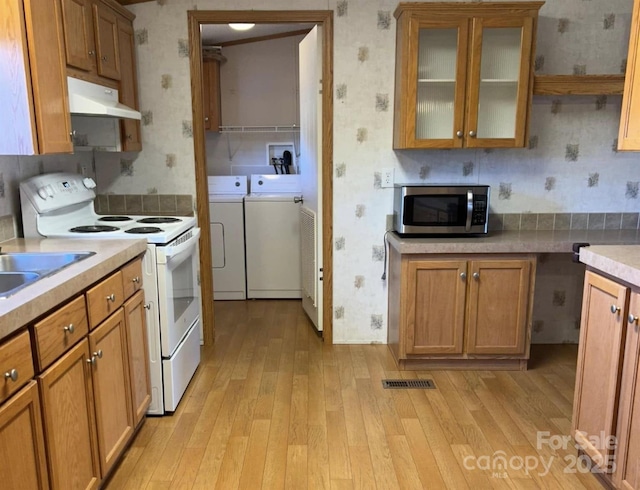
[[0, 251, 95, 298], [0, 272, 42, 298]]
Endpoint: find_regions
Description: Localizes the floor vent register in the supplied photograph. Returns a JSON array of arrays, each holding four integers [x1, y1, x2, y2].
[[381, 379, 436, 389]]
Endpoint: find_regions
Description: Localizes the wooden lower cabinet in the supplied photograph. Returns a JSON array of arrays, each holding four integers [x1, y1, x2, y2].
[[39, 339, 100, 490], [0, 381, 49, 489], [88, 309, 133, 477], [388, 251, 536, 369], [123, 289, 151, 426]]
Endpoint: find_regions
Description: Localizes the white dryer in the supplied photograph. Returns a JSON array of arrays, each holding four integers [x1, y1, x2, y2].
[[208, 176, 247, 300], [244, 174, 303, 299]]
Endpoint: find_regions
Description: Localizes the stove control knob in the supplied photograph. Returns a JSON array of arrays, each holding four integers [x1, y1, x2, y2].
[[83, 177, 96, 189], [37, 187, 48, 200]]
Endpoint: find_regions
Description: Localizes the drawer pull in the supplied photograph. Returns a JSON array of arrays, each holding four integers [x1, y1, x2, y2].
[[63, 323, 75, 334], [4, 369, 18, 382], [611, 304, 621, 314], [132, 276, 140, 284], [106, 293, 116, 302]]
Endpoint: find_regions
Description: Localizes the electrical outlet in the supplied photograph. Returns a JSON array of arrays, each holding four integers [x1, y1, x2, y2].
[[381, 168, 394, 188]]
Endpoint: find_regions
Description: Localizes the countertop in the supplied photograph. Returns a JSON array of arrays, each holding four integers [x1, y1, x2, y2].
[[580, 245, 640, 288], [0, 237, 147, 340], [388, 229, 640, 254]]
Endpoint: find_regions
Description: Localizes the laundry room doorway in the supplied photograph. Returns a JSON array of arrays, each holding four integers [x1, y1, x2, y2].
[[187, 11, 334, 344]]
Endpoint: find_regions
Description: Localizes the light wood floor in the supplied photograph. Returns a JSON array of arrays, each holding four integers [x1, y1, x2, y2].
[[106, 300, 603, 489]]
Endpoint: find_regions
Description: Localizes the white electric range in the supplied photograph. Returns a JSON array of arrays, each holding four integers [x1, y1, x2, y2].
[[20, 172, 201, 414]]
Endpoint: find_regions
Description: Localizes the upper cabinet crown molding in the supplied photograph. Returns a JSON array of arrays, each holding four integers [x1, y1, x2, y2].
[[393, 2, 544, 150]]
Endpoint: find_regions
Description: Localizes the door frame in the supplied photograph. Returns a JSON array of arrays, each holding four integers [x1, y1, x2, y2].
[[187, 10, 334, 344]]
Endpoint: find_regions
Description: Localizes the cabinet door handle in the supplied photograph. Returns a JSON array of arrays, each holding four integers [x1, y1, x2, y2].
[[629, 314, 639, 325], [469, 130, 476, 137], [87, 356, 96, 365], [4, 369, 18, 382], [204, 117, 210, 122], [456, 130, 463, 138], [132, 276, 140, 283], [101, 55, 108, 61], [460, 272, 466, 280], [63, 323, 75, 334], [106, 293, 116, 302], [472, 272, 480, 280], [88, 50, 95, 56], [611, 304, 621, 314], [93, 350, 103, 359]]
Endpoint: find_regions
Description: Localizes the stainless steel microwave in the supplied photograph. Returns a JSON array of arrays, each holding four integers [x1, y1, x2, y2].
[[393, 184, 490, 235]]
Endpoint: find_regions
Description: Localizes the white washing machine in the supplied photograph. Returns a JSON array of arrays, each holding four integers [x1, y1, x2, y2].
[[208, 176, 247, 300], [244, 174, 303, 299]]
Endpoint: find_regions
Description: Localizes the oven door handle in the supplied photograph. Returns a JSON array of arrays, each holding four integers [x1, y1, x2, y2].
[[164, 227, 201, 258], [465, 190, 473, 232]]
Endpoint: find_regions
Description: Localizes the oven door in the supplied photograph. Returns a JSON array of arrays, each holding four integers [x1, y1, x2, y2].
[[156, 228, 202, 357]]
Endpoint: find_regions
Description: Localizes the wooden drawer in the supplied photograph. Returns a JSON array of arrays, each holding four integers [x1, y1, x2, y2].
[[0, 330, 34, 405], [33, 295, 88, 371], [86, 271, 124, 329], [121, 257, 143, 299]]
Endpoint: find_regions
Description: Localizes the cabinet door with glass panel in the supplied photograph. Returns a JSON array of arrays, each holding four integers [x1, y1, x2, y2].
[[393, 2, 543, 149]]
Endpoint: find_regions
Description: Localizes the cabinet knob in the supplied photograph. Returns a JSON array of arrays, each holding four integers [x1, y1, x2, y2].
[[611, 304, 621, 314], [63, 323, 75, 334], [93, 350, 103, 359], [132, 276, 140, 283], [472, 272, 480, 280], [127, 134, 133, 141], [4, 369, 18, 382], [87, 356, 96, 365], [101, 56, 108, 61], [460, 272, 467, 280], [106, 293, 116, 302], [629, 314, 639, 325], [88, 50, 95, 56], [456, 130, 463, 138], [469, 130, 476, 137], [205, 117, 210, 122]]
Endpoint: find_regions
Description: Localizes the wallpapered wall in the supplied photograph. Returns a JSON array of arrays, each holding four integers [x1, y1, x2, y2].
[[0, 0, 637, 344]]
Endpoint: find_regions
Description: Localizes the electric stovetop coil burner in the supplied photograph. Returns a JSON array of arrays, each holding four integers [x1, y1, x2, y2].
[[137, 217, 182, 224], [125, 226, 164, 234], [98, 216, 134, 222], [70, 225, 120, 233]]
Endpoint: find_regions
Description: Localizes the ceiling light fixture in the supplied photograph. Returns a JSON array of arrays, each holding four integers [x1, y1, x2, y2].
[[228, 23, 255, 31]]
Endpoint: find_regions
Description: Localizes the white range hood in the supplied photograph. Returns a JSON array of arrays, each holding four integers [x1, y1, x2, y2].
[[67, 76, 141, 120]]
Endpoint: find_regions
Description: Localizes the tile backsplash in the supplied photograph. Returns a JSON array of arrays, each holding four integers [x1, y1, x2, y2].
[[489, 212, 640, 231], [95, 194, 194, 216]]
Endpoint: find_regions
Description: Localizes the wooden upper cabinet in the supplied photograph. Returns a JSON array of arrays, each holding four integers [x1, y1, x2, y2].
[[0, 0, 72, 155], [117, 17, 142, 151], [61, 0, 96, 72], [203, 59, 222, 132], [618, 0, 640, 150], [573, 271, 629, 473], [393, 2, 543, 149], [93, 2, 121, 80]]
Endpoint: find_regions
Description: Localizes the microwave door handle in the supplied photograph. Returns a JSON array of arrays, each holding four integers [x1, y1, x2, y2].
[[466, 191, 473, 231]]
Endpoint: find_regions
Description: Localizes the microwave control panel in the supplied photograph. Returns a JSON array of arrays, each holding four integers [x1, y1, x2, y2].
[[472, 195, 488, 225]]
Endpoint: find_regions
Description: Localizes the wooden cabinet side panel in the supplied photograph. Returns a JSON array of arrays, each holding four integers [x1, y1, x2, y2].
[[387, 247, 403, 360], [614, 290, 640, 487], [124, 290, 151, 426], [38, 339, 100, 490], [117, 18, 142, 151], [0, 381, 49, 490], [406, 260, 466, 354], [89, 309, 134, 476], [466, 259, 531, 354], [22, 0, 73, 154], [0, 0, 38, 155], [572, 271, 629, 471], [618, 0, 640, 150]]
